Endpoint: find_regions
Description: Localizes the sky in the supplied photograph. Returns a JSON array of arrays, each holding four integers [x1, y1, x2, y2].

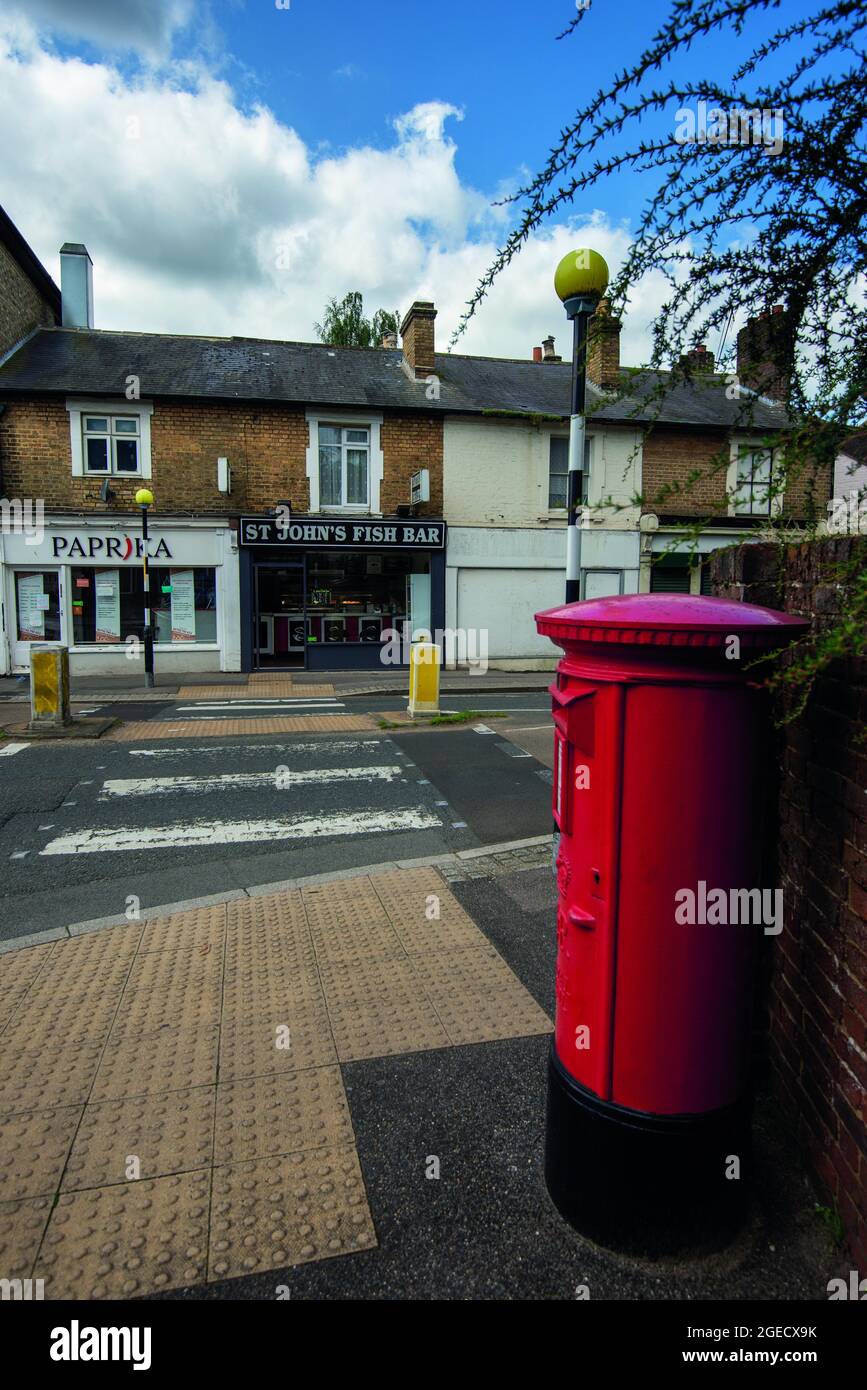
[[0, 0, 819, 363]]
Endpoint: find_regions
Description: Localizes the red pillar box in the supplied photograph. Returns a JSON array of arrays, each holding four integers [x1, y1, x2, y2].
[[534, 593, 808, 1254]]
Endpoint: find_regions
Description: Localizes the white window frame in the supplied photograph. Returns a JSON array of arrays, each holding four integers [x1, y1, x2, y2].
[[546, 433, 592, 514], [727, 441, 782, 518], [67, 399, 153, 480], [305, 411, 383, 514]]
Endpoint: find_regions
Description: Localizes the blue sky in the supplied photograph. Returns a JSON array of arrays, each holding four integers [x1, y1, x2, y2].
[[0, 0, 823, 358]]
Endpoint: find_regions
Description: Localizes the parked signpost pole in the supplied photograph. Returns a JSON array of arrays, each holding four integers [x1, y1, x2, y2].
[[135, 487, 155, 688], [554, 249, 609, 602]]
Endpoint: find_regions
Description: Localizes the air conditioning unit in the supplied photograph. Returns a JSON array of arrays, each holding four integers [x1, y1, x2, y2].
[[217, 457, 232, 493]]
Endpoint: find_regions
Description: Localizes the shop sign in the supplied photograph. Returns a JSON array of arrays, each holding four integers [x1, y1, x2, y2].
[[239, 517, 446, 550], [51, 535, 172, 560]]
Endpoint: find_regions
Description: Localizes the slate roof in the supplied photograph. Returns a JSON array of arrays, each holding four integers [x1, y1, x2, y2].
[[0, 326, 789, 430]]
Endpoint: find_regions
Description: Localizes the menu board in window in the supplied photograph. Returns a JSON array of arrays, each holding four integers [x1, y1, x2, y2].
[[170, 569, 196, 642], [17, 574, 45, 640], [94, 569, 121, 643]]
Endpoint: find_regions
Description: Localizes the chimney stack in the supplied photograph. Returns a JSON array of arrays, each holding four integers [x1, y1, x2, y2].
[[532, 345, 543, 363], [736, 305, 793, 402], [678, 343, 716, 374], [60, 243, 94, 329], [586, 297, 621, 390], [541, 335, 562, 363], [400, 301, 436, 379], [381, 330, 398, 349]]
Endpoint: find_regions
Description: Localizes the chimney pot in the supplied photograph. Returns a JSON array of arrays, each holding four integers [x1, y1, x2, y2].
[[532, 346, 543, 363], [59, 242, 94, 329]]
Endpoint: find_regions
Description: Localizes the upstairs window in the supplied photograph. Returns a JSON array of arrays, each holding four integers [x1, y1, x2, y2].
[[549, 436, 590, 509], [733, 449, 773, 515], [319, 424, 370, 507], [83, 414, 141, 475]]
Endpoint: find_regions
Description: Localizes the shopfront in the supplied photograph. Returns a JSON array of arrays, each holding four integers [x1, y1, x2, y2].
[[238, 516, 446, 671], [0, 516, 241, 675]]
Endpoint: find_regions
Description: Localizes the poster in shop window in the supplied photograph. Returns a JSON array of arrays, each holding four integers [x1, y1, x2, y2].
[[170, 569, 196, 642], [95, 569, 121, 643], [17, 574, 45, 639]]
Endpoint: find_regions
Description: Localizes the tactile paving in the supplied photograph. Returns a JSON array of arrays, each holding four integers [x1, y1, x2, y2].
[[373, 873, 484, 953], [308, 917, 406, 966], [63, 1086, 216, 1190], [109, 964, 221, 1040], [110, 715, 376, 740], [36, 1170, 211, 1299], [327, 992, 450, 1062], [0, 1104, 83, 1200], [213, 1067, 353, 1165], [0, 941, 56, 993], [429, 985, 552, 1046], [139, 905, 226, 955], [222, 964, 326, 1029], [302, 877, 392, 932], [1, 989, 118, 1051], [0, 1195, 53, 1280], [208, 1147, 375, 1280], [219, 1001, 338, 1081], [0, 1041, 103, 1114], [91, 1024, 220, 1103]]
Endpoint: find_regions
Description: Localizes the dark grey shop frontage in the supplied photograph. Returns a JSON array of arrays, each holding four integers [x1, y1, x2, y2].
[[238, 515, 446, 671]]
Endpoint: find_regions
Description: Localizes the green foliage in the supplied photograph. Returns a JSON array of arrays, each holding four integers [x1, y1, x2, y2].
[[315, 292, 399, 348]]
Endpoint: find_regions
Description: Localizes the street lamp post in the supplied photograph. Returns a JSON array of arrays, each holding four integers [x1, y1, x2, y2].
[[554, 250, 609, 602], [135, 487, 155, 688]]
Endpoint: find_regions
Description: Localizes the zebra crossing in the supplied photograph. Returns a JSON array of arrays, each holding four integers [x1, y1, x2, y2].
[[170, 693, 347, 719], [0, 735, 453, 865]]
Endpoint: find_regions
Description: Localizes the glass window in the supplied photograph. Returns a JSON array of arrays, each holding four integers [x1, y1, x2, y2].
[[304, 550, 428, 647], [15, 571, 61, 642], [70, 567, 217, 644], [734, 450, 773, 515], [549, 436, 590, 508], [83, 414, 140, 475], [318, 424, 369, 507]]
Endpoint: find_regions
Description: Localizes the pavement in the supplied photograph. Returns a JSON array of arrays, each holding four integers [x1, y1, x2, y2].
[[0, 677, 846, 1302]]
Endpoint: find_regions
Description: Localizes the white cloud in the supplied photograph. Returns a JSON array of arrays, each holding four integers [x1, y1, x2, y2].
[[0, 21, 666, 365], [5, 0, 194, 58]]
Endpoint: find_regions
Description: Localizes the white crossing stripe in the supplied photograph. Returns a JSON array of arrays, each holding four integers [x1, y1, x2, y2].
[[128, 740, 383, 757], [40, 806, 441, 855], [99, 765, 404, 799], [0, 743, 30, 757], [176, 699, 343, 711]]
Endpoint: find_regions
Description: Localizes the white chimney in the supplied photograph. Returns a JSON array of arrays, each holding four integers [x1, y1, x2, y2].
[[60, 243, 94, 328]]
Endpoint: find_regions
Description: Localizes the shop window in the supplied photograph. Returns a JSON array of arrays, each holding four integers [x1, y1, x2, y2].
[[70, 567, 217, 644], [304, 550, 428, 647], [318, 425, 369, 507], [15, 571, 61, 642], [549, 436, 590, 509]]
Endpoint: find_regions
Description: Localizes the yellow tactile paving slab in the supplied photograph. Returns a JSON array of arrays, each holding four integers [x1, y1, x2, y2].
[[0, 1196, 53, 1282], [0, 867, 550, 1297], [91, 1025, 221, 1103], [63, 1086, 216, 1191], [213, 1067, 353, 1165], [208, 1147, 375, 1280], [109, 714, 377, 739], [0, 1104, 84, 1200], [35, 1171, 210, 1299]]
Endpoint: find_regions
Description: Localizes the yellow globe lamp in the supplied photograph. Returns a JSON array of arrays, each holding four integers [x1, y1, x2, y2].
[[135, 488, 154, 508], [554, 248, 609, 307]]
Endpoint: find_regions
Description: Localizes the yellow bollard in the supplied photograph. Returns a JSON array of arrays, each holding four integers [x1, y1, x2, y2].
[[408, 640, 441, 717], [29, 645, 71, 727]]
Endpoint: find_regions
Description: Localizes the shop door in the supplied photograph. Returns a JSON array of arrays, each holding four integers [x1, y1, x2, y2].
[[253, 563, 306, 669], [9, 569, 63, 671]]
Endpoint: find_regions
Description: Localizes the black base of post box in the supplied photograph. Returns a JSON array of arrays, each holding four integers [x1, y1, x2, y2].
[[545, 1043, 752, 1257]]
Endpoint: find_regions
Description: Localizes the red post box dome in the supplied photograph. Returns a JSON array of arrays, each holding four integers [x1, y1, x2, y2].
[[535, 592, 809, 650]]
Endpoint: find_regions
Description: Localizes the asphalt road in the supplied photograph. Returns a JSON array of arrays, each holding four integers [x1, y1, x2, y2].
[[0, 708, 553, 941]]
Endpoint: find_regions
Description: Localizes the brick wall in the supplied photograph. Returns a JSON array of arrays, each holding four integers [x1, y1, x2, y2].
[[710, 535, 867, 1266], [0, 396, 443, 517], [0, 241, 56, 359], [642, 425, 832, 520]]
